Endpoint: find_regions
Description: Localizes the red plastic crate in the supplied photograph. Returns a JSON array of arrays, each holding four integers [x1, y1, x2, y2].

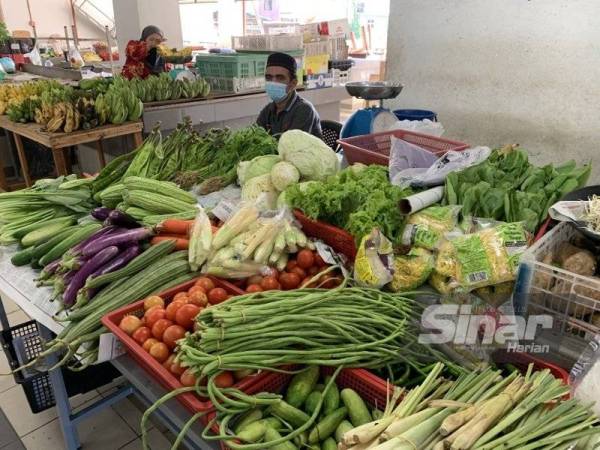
[[101, 276, 267, 415], [293, 210, 357, 260], [206, 366, 392, 450], [492, 350, 570, 387], [338, 129, 469, 166]]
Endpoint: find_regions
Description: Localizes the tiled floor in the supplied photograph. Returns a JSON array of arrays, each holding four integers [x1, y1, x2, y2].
[[0, 304, 178, 449]]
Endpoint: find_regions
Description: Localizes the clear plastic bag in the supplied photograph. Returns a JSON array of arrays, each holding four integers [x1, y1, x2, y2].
[[389, 119, 445, 137], [188, 206, 212, 271], [402, 205, 462, 251], [354, 228, 394, 289], [390, 146, 492, 189], [570, 334, 600, 417]]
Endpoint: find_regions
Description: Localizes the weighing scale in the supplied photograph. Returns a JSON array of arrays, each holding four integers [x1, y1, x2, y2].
[[166, 55, 195, 81], [340, 81, 404, 138]]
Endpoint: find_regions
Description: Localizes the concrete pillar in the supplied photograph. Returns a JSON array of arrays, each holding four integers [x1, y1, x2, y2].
[[113, 0, 183, 63]]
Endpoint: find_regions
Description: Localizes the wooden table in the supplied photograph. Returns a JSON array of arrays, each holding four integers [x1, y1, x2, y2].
[[0, 117, 144, 190]]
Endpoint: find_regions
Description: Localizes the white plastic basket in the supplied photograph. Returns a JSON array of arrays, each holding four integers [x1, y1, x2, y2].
[[514, 221, 600, 342], [232, 34, 303, 52]]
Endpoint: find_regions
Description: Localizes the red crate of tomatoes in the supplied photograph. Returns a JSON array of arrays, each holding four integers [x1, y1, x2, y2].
[[230, 248, 345, 293], [102, 276, 267, 414]]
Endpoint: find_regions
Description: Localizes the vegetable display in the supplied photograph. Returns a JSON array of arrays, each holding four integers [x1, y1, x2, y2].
[[443, 145, 591, 231]]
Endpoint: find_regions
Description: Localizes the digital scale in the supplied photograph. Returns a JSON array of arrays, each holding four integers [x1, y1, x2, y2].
[[340, 81, 404, 138]]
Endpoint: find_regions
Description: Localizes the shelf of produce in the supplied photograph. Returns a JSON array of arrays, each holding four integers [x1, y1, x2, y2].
[[111, 354, 219, 450], [0, 246, 64, 334]]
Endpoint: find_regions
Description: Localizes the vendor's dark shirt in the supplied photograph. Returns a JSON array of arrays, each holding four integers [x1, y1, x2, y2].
[[257, 91, 323, 139]]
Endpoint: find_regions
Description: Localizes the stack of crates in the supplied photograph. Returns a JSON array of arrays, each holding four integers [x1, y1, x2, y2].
[[195, 53, 268, 94]]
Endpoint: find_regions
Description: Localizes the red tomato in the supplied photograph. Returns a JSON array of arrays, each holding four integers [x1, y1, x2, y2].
[[144, 296, 164, 311], [314, 253, 327, 267], [162, 324, 186, 349], [188, 285, 206, 296], [163, 354, 176, 370], [145, 308, 166, 329], [142, 338, 159, 352], [296, 249, 315, 269], [246, 284, 263, 293], [290, 266, 307, 280], [260, 276, 280, 291], [165, 300, 185, 321], [214, 371, 235, 388], [187, 290, 208, 307], [180, 369, 197, 387], [285, 260, 298, 271], [279, 272, 301, 290], [262, 267, 279, 279], [149, 342, 169, 363], [195, 277, 215, 292], [119, 315, 142, 335], [170, 360, 186, 376], [175, 304, 201, 330], [246, 275, 263, 286], [208, 288, 229, 305], [173, 292, 190, 303], [151, 318, 174, 340], [132, 326, 152, 345]]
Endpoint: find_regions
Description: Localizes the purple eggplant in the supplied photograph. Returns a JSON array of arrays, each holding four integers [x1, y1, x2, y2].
[[81, 228, 152, 257], [70, 226, 116, 254], [91, 207, 113, 221], [62, 245, 120, 307], [36, 259, 61, 284], [104, 210, 140, 229], [76, 245, 141, 305]]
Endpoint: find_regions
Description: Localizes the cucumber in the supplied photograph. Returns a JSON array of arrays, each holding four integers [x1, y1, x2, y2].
[[21, 217, 76, 247], [323, 376, 340, 415], [11, 247, 35, 266], [322, 438, 337, 450], [270, 400, 310, 428], [264, 427, 298, 450], [30, 226, 77, 261], [39, 223, 102, 266], [293, 431, 308, 448], [237, 420, 267, 443], [335, 420, 353, 442], [234, 408, 263, 434], [285, 366, 320, 408], [341, 389, 371, 427], [12, 215, 70, 240], [308, 406, 347, 444], [313, 384, 324, 393], [304, 391, 322, 415], [262, 417, 283, 431]]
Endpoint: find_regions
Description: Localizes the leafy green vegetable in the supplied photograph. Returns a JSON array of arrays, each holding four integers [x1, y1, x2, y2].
[[285, 165, 412, 243], [443, 146, 591, 232]]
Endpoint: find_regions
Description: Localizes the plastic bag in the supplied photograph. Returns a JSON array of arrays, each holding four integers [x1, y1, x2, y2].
[[0, 57, 16, 74], [571, 334, 600, 417], [402, 205, 462, 250], [390, 146, 492, 189], [389, 119, 445, 137], [389, 136, 439, 173], [431, 227, 515, 293], [68, 47, 84, 69], [354, 229, 394, 288], [389, 247, 434, 292], [25, 46, 42, 66]]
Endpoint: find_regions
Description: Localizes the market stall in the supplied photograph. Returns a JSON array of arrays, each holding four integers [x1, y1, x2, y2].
[[0, 106, 598, 450]]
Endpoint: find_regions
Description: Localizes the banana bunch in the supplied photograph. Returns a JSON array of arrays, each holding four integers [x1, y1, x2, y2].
[[181, 77, 210, 99], [7, 96, 41, 123], [94, 93, 110, 125], [43, 102, 81, 133], [158, 45, 192, 57], [153, 73, 173, 102], [75, 97, 99, 130], [104, 90, 128, 125], [122, 87, 143, 121], [0, 80, 67, 117]]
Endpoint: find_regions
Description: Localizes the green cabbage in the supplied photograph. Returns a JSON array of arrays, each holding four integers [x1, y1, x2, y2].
[[278, 130, 339, 181], [241, 173, 278, 209], [271, 161, 300, 191], [239, 155, 281, 185]]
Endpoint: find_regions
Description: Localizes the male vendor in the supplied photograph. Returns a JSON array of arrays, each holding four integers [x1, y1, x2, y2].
[[257, 52, 323, 138]]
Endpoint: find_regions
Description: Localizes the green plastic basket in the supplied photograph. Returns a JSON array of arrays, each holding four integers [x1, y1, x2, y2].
[[195, 53, 268, 79]]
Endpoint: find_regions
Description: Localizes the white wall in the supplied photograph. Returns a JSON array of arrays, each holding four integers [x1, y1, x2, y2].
[[113, 0, 183, 62], [1, 0, 102, 40], [386, 0, 600, 177]]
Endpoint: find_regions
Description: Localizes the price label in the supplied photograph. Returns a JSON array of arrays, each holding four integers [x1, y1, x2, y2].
[[97, 333, 126, 363], [212, 200, 236, 222]]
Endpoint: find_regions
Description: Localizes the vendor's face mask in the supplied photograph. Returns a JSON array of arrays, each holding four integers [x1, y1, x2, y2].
[[265, 81, 288, 103]]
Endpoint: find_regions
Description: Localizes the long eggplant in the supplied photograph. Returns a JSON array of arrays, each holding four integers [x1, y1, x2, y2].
[[62, 246, 120, 307], [80, 228, 152, 257], [91, 207, 113, 221], [75, 245, 141, 306], [36, 258, 62, 284], [105, 210, 140, 229]]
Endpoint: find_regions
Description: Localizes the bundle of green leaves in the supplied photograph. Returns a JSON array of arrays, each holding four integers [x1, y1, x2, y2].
[[443, 146, 591, 231], [285, 164, 412, 243]]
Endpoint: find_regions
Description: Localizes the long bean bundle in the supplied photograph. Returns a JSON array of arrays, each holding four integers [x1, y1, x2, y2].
[[141, 287, 443, 449]]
